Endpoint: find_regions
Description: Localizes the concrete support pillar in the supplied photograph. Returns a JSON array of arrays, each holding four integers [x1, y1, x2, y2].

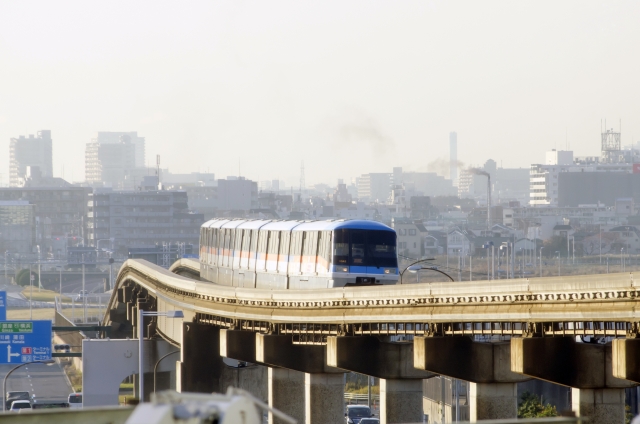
[[572, 388, 626, 424], [177, 322, 223, 393], [269, 368, 305, 424], [328, 336, 433, 424], [380, 379, 423, 424], [470, 383, 517, 422], [305, 373, 344, 424], [255, 334, 344, 423]]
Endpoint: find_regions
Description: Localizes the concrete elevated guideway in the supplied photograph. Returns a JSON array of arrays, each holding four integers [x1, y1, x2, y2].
[[100, 258, 640, 423]]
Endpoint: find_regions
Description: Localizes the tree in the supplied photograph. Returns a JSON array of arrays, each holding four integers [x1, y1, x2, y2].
[[542, 236, 568, 258], [517, 392, 557, 418], [15, 269, 39, 288]]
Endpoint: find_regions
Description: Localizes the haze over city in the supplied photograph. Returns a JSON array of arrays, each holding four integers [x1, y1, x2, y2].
[[5, 2, 640, 423], [3, 1, 640, 185]]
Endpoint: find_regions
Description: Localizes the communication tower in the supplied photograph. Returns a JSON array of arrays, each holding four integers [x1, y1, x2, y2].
[[299, 161, 305, 198], [601, 120, 622, 163]]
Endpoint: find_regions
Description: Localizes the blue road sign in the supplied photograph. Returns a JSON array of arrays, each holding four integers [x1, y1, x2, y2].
[[0, 292, 5, 321], [0, 320, 51, 364]]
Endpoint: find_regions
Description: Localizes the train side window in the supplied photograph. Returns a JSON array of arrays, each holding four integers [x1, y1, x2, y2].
[[278, 231, 291, 273], [212, 228, 219, 266], [333, 229, 349, 265], [233, 229, 243, 268], [288, 232, 302, 274], [268, 231, 280, 255], [350, 230, 366, 265], [266, 230, 280, 271], [258, 230, 269, 270], [302, 231, 318, 273], [241, 229, 251, 268], [317, 231, 331, 273], [220, 229, 228, 266], [206, 228, 211, 264], [249, 229, 259, 270]]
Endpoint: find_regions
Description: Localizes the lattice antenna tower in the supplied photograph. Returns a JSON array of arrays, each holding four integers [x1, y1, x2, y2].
[[600, 119, 622, 163], [299, 161, 305, 197]]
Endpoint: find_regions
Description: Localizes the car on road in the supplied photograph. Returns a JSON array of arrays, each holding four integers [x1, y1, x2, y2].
[[75, 290, 89, 301], [5, 391, 30, 410], [359, 419, 380, 424], [9, 400, 32, 412], [345, 405, 374, 424], [68, 393, 82, 408]]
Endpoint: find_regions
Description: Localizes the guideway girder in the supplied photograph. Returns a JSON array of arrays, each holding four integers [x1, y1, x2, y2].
[[511, 337, 634, 423], [414, 337, 528, 421], [511, 337, 632, 389], [327, 336, 434, 379], [255, 333, 342, 374], [178, 322, 224, 394], [414, 337, 527, 383], [220, 329, 257, 363]]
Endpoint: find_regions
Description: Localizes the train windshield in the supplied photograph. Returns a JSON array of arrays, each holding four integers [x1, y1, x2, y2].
[[333, 229, 397, 268]]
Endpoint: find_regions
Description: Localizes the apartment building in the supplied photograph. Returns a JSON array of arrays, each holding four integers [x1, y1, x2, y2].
[[9, 131, 53, 187], [0, 201, 36, 253], [87, 190, 203, 252]]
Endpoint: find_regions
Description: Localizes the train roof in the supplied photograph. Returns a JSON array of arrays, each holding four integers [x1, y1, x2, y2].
[[201, 218, 393, 232]]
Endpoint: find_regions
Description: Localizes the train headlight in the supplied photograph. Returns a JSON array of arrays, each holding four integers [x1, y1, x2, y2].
[[383, 268, 396, 274], [335, 266, 349, 272]]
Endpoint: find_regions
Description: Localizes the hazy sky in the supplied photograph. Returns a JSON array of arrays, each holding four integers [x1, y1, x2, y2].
[[2, 1, 640, 186]]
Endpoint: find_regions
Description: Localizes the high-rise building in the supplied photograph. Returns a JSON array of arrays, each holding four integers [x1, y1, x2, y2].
[[85, 131, 152, 189], [217, 178, 258, 211], [356, 173, 392, 203], [94, 132, 146, 167], [449, 132, 458, 186], [9, 131, 53, 187]]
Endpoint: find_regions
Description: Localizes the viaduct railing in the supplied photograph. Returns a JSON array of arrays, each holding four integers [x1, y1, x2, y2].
[[103, 258, 640, 341]]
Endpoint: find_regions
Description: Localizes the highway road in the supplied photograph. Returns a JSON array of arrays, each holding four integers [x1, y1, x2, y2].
[[0, 360, 73, 407]]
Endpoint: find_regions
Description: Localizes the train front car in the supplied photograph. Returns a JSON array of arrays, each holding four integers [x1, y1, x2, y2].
[[329, 220, 399, 287]]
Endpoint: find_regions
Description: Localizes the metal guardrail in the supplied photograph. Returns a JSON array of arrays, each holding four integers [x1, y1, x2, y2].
[[344, 393, 380, 401], [457, 419, 584, 424]]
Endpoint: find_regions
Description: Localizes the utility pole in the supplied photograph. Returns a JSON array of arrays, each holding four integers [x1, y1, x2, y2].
[[82, 253, 86, 323]]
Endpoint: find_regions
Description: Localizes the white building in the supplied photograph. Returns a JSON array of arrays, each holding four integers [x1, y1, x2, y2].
[[94, 132, 146, 167], [529, 150, 574, 206], [217, 178, 258, 211], [356, 173, 391, 203], [9, 131, 53, 187]]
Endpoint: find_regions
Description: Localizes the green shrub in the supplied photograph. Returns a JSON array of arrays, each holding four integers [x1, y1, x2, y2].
[[517, 391, 557, 418]]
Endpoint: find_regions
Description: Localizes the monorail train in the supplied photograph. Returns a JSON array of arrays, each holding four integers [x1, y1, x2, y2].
[[199, 218, 399, 289]]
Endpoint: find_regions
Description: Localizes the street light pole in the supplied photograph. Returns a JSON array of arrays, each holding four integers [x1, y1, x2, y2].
[[138, 309, 184, 401], [36, 245, 41, 291], [3, 359, 55, 411], [153, 350, 180, 393], [29, 264, 33, 320], [599, 224, 602, 265], [539, 247, 544, 278], [82, 254, 86, 323]]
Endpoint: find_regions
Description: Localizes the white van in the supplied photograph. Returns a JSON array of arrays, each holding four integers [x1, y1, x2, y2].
[[67, 393, 82, 408]]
